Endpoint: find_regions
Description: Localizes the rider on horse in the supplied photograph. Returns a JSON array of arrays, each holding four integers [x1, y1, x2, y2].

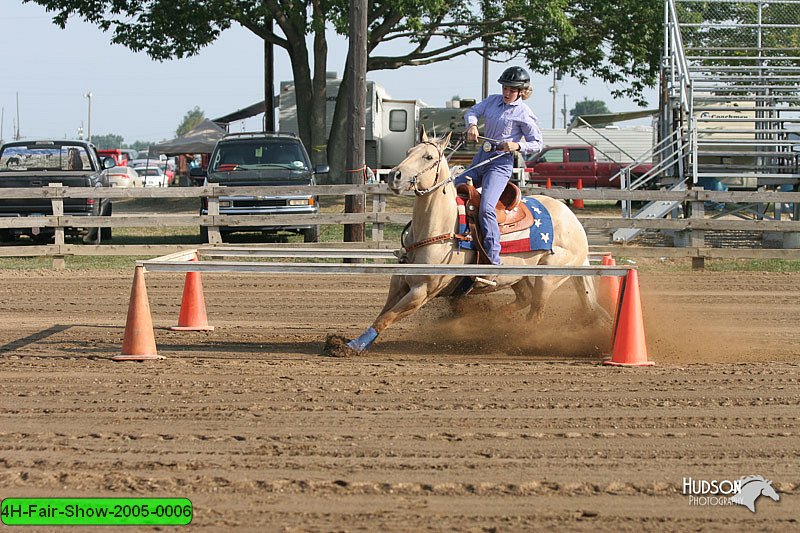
[[456, 66, 544, 269]]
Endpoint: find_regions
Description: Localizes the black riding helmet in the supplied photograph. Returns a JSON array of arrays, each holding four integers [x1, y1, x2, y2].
[[497, 66, 530, 88]]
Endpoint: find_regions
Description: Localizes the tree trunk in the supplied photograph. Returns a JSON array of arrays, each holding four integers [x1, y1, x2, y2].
[[287, 39, 314, 153], [327, 65, 353, 184], [309, 26, 328, 168]]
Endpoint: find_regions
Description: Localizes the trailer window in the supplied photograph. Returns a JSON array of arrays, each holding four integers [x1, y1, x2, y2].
[[389, 110, 408, 132]]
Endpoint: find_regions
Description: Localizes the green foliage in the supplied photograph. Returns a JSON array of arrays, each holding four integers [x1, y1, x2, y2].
[[176, 106, 205, 137], [128, 140, 157, 152], [25, 0, 664, 176], [570, 98, 613, 125], [92, 133, 124, 149]]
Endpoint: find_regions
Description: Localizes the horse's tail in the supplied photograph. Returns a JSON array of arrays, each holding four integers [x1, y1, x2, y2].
[[572, 257, 611, 324]]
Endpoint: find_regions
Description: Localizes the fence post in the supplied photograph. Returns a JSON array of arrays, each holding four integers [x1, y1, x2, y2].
[[688, 198, 705, 270], [206, 187, 223, 245], [371, 189, 386, 243], [49, 183, 66, 270]]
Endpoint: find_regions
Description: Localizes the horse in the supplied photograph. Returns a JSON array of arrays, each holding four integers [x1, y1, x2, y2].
[[325, 128, 609, 355], [730, 475, 780, 512]]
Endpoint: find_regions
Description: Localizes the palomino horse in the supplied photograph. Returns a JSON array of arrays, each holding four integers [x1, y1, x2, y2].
[[334, 129, 609, 354]]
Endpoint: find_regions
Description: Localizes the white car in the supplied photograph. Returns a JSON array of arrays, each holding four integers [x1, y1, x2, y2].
[[102, 166, 142, 188], [137, 166, 169, 187], [129, 157, 164, 169]]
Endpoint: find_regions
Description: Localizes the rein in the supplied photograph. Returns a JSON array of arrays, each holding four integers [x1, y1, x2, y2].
[[411, 139, 506, 197], [401, 137, 509, 254]]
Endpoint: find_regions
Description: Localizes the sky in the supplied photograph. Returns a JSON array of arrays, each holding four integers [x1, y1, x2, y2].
[[0, 1, 658, 145]]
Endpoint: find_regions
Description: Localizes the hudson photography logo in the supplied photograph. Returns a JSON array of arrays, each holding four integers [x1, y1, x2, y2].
[[682, 475, 781, 512]]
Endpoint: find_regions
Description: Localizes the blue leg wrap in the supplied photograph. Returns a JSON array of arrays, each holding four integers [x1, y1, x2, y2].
[[347, 327, 378, 352]]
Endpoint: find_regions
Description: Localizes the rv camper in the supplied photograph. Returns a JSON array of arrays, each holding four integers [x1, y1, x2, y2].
[[278, 73, 423, 169]]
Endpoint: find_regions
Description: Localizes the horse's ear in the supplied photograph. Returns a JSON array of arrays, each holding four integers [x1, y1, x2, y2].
[[419, 124, 428, 143], [439, 131, 452, 149]]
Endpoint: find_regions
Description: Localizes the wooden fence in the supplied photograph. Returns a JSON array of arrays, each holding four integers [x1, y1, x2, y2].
[[1, 184, 799, 266]]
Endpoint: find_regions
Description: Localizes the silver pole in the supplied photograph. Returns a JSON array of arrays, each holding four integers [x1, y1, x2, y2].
[[84, 92, 92, 143]]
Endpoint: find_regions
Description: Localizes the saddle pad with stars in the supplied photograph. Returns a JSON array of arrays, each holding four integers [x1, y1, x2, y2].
[[456, 196, 554, 254]]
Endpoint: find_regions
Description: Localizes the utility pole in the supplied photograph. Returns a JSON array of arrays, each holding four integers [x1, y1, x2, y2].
[[15, 92, 20, 140], [84, 92, 92, 143], [0, 107, 4, 145], [550, 71, 557, 129], [263, 19, 275, 132], [481, 0, 490, 99], [344, 0, 367, 246], [562, 94, 568, 129]]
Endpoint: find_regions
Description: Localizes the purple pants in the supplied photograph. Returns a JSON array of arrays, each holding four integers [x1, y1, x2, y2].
[[455, 151, 514, 265]]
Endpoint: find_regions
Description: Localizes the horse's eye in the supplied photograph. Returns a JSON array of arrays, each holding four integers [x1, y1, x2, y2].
[[424, 154, 434, 161]]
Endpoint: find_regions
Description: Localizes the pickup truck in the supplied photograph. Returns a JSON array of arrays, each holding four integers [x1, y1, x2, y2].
[[524, 145, 653, 188], [193, 132, 327, 243], [0, 140, 114, 243]]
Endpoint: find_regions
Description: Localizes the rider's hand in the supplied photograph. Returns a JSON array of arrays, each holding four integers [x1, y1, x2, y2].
[[498, 141, 520, 152], [466, 124, 479, 143]]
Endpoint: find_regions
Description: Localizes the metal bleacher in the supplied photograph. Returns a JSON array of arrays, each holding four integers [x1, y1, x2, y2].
[[613, 0, 800, 242]]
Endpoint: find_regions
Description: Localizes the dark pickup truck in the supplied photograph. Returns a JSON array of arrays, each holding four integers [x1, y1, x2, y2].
[[524, 145, 653, 188], [194, 132, 327, 243], [0, 140, 113, 243]]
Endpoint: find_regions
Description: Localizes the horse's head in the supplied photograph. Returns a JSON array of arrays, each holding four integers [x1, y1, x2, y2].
[[387, 125, 451, 195], [760, 479, 780, 502]]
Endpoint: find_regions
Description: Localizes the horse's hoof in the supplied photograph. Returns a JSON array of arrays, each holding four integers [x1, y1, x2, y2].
[[321, 333, 360, 358]]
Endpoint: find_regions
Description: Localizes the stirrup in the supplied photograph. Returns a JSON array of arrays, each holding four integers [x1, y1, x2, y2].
[[474, 276, 497, 287]]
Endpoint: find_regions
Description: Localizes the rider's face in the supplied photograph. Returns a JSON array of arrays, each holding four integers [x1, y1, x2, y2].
[[502, 85, 521, 103]]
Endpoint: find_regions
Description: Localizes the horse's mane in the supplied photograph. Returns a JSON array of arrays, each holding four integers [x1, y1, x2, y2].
[[739, 475, 770, 486]]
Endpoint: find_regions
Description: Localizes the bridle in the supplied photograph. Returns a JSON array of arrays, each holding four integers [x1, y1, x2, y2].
[[406, 141, 451, 197]]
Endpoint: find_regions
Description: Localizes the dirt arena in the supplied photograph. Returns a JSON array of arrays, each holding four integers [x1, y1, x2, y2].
[[0, 267, 798, 531]]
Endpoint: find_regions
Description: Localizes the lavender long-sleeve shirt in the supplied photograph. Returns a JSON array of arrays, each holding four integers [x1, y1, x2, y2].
[[464, 94, 543, 155]]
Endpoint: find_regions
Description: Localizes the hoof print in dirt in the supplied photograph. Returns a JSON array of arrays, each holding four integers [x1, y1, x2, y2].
[[321, 334, 360, 358]]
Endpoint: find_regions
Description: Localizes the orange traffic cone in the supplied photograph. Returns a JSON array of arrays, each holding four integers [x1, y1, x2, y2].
[[599, 255, 621, 315], [114, 266, 163, 361], [574, 179, 585, 209], [604, 269, 654, 367], [545, 177, 552, 190], [169, 258, 213, 331]]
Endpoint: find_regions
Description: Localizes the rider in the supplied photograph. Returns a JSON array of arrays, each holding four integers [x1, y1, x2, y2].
[[456, 66, 543, 267]]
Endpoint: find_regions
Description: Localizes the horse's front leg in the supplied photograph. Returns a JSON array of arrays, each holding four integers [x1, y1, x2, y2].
[[347, 282, 433, 352]]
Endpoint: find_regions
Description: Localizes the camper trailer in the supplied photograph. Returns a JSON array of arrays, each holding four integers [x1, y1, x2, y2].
[[277, 74, 656, 172], [278, 73, 423, 169]]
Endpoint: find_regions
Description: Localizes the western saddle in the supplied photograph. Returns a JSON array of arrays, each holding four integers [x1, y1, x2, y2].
[[456, 180, 534, 264]]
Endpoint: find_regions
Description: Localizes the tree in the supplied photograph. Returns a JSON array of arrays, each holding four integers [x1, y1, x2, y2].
[[91, 133, 124, 150], [129, 140, 157, 152], [176, 106, 205, 137], [570, 98, 612, 126], [25, 0, 662, 181]]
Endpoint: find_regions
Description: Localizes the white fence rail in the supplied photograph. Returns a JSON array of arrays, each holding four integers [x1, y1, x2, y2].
[[0, 184, 799, 265]]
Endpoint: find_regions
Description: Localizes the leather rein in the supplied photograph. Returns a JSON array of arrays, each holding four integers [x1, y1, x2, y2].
[[401, 137, 512, 254]]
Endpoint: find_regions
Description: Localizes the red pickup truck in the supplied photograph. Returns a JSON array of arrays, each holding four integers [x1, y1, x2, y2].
[[524, 145, 653, 188]]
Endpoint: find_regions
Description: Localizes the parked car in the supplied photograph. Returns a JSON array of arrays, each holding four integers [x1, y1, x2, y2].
[[193, 132, 327, 243], [129, 157, 162, 169], [130, 157, 176, 184], [102, 165, 142, 188], [137, 166, 169, 187], [0, 139, 113, 243]]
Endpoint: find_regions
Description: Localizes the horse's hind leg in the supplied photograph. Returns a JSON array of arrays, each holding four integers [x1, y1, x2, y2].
[[496, 278, 535, 317], [571, 275, 611, 326], [526, 276, 569, 323]]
